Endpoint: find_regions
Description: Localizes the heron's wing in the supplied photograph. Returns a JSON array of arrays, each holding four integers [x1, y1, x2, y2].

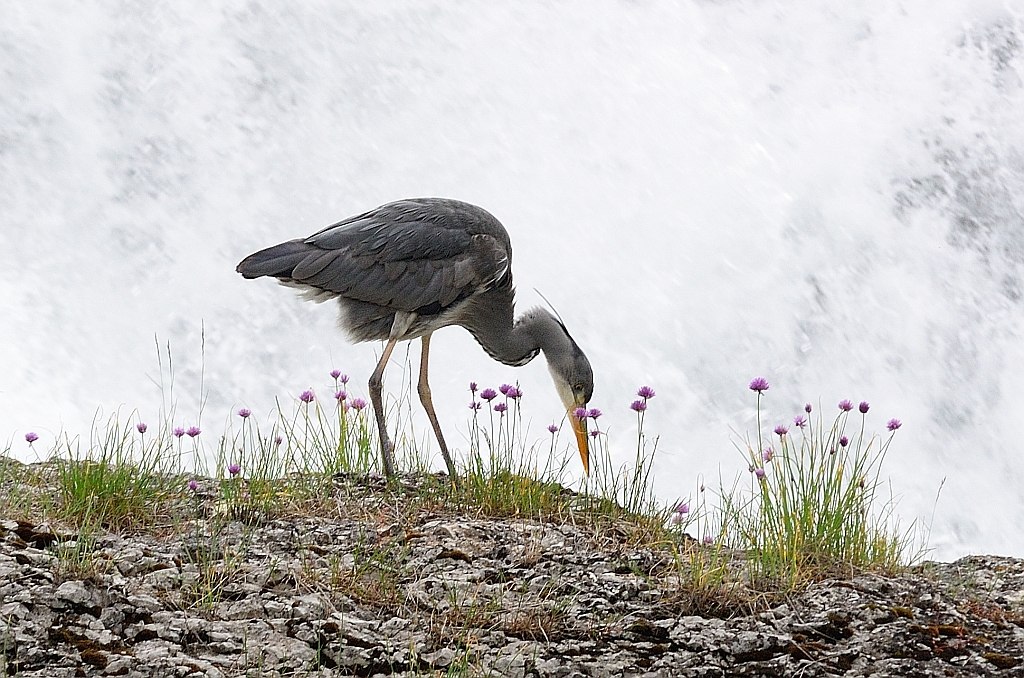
[[237, 198, 511, 313]]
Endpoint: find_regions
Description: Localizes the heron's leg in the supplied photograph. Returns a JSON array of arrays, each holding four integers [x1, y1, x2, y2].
[[418, 333, 460, 485], [369, 337, 400, 479]]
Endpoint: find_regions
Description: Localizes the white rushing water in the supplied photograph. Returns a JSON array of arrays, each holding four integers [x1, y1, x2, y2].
[[3, 1, 1024, 560]]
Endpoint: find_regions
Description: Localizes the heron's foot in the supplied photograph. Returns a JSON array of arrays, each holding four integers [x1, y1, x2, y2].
[[440, 453, 460, 491], [379, 438, 397, 479]]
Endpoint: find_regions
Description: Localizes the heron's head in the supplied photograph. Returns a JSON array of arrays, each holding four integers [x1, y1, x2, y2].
[[546, 334, 594, 474]]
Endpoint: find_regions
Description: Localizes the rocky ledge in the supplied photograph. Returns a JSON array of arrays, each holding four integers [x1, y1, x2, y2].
[[1, 475, 1023, 677]]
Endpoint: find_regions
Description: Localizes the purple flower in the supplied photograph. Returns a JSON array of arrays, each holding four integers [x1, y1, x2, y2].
[[887, 418, 902, 431], [573, 407, 588, 419], [274, 435, 283, 446], [703, 535, 713, 545], [774, 424, 788, 436], [350, 398, 367, 411], [755, 468, 766, 480], [186, 426, 201, 438], [839, 435, 849, 447], [330, 369, 341, 380], [334, 390, 347, 401], [136, 423, 148, 434], [228, 463, 241, 476], [675, 502, 689, 515], [748, 464, 756, 473], [838, 399, 853, 412], [630, 399, 647, 412], [499, 384, 512, 396], [749, 377, 769, 393], [587, 408, 602, 420], [494, 402, 508, 413], [547, 424, 559, 434], [24, 432, 38, 444], [590, 429, 601, 438], [173, 427, 185, 438], [188, 479, 198, 491], [469, 401, 482, 411], [804, 403, 812, 413], [340, 374, 349, 385], [299, 390, 315, 403], [505, 386, 522, 399], [238, 408, 251, 419], [637, 386, 656, 399], [859, 401, 870, 414], [480, 388, 497, 401], [671, 512, 685, 525], [469, 382, 478, 393], [793, 415, 807, 428], [762, 447, 774, 462]]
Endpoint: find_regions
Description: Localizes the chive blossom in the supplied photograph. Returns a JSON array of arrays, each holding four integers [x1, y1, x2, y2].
[[749, 377, 769, 393], [637, 385, 656, 399]]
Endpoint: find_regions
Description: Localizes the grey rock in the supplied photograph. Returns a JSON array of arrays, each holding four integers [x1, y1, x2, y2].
[[217, 597, 263, 621], [127, 592, 163, 613], [52, 580, 92, 607]]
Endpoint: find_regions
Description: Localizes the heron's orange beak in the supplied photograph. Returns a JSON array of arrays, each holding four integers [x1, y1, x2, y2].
[[569, 409, 590, 475]]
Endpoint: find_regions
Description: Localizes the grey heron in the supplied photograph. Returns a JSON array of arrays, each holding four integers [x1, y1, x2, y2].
[[236, 198, 594, 479]]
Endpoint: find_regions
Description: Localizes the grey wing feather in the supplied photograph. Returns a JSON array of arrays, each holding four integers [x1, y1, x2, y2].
[[290, 250, 340, 280], [237, 198, 512, 314]]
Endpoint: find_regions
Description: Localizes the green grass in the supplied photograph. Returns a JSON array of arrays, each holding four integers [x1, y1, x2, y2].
[[687, 384, 918, 591], [53, 412, 182, 530], [457, 393, 575, 519], [0, 366, 923, 616]]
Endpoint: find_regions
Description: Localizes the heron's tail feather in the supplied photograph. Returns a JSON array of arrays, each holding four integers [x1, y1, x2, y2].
[[236, 240, 313, 279]]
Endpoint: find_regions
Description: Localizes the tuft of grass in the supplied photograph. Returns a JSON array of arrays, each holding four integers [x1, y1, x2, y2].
[[456, 382, 670, 544], [53, 410, 182, 530], [323, 536, 410, 608], [50, 529, 110, 584], [276, 385, 378, 477], [458, 386, 574, 519], [178, 532, 253, 613], [0, 451, 52, 521], [714, 382, 914, 589]]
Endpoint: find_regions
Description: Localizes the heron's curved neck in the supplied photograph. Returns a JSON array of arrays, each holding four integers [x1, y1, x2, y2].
[[462, 289, 565, 367]]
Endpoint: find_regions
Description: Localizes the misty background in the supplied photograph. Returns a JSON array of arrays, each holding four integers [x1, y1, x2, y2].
[[3, 1, 1024, 561]]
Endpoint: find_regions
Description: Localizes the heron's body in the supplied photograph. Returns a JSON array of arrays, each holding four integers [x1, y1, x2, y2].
[[237, 198, 593, 479]]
